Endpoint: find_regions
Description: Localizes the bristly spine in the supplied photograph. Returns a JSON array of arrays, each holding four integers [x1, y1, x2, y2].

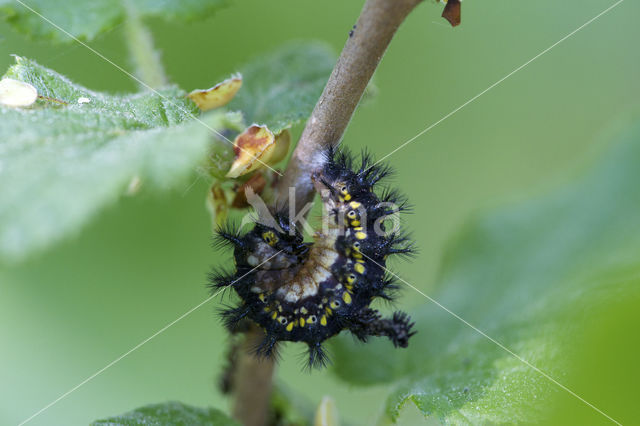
[[210, 148, 416, 369]]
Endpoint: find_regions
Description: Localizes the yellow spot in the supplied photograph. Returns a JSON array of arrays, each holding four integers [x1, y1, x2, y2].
[[344, 194, 352, 201], [347, 274, 356, 284], [342, 292, 352, 304], [286, 322, 294, 332], [258, 293, 266, 302], [330, 300, 340, 309], [346, 284, 354, 291], [300, 307, 308, 314], [272, 312, 277, 319], [354, 263, 365, 274], [320, 316, 327, 326], [300, 317, 306, 327], [349, 201, 362, 209], [355, 232, 367, 240], [264, 306, 271, 312], [353, 252, 363, 259], [262, 231, 278, 246], [308, 315, 317, 324], [325, 306, 333, 315], [356, 258, 365, 264], [350, 220, 361, 227], [353, 226, 363, 231]]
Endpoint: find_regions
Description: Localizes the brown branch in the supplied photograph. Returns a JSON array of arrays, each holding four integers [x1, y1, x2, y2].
[[276, 0, 423, 212], [231, 1, 422, 424], [231, 326, 275, 426]]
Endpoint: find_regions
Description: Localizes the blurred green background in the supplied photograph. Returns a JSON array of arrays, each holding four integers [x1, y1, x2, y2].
[[1, 0, 638, 424]]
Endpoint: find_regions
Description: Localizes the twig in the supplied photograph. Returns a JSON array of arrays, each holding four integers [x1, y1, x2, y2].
[[231, 1, 422, 425], [276, 0, 423, 212], [123, 0, 168, 89], [231, 326, 276, 426]]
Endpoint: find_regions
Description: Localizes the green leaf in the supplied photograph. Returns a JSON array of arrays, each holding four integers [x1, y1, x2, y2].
[[270, 382, 316, 426], [0, 56, 238, 261], [546, 294, 640, 424], [229, 42, 336, 134], [91, 401, 240, 426], [0, 0, 227, 42], [331, 119, 640, 423]]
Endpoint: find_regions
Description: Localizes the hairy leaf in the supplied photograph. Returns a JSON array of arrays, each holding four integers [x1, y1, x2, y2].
[[0, 0, 227, 42], [331, 120, 640, 423], [91, 401, 240, 426], [229, 42, 335, 134], [0, 56, 238, 261]]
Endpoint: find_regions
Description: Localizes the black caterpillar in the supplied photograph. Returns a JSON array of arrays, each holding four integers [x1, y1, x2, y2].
[[210, 149, 415, 368]]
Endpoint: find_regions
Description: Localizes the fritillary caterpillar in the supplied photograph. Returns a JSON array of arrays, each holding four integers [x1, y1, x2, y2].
[[210, 148, 415, 369]]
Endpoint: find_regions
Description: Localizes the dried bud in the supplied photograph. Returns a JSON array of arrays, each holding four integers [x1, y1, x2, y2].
[[225, 125, 290, 178], [270, 129, 291, 165], [226, 125, 275, 178]]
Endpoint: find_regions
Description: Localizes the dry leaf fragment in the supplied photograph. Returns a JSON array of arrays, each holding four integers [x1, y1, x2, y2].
[[226, 125, 276, 178], [231, 172, 268, 208], [0, 78, 37, 107], [441, 0, 461, 27], [225, 126, 291, 178], [188, 74, 242, 111], [269, 129, 291, 165]]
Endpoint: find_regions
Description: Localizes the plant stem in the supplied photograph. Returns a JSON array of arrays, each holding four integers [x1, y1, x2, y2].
[[231, 1, 422, 424], [231, 326, 276, 426], [276, 0, 423, 212], [123, 0, 168, 89]]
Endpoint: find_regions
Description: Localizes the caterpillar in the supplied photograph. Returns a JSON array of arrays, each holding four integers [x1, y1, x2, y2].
[[210, 149, 416, 368]]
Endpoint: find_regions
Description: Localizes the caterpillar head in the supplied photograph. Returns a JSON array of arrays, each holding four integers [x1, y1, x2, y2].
[[318, 148, 393, 206], [252, 222, 305, 257], [312, 172, 375, 216]]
